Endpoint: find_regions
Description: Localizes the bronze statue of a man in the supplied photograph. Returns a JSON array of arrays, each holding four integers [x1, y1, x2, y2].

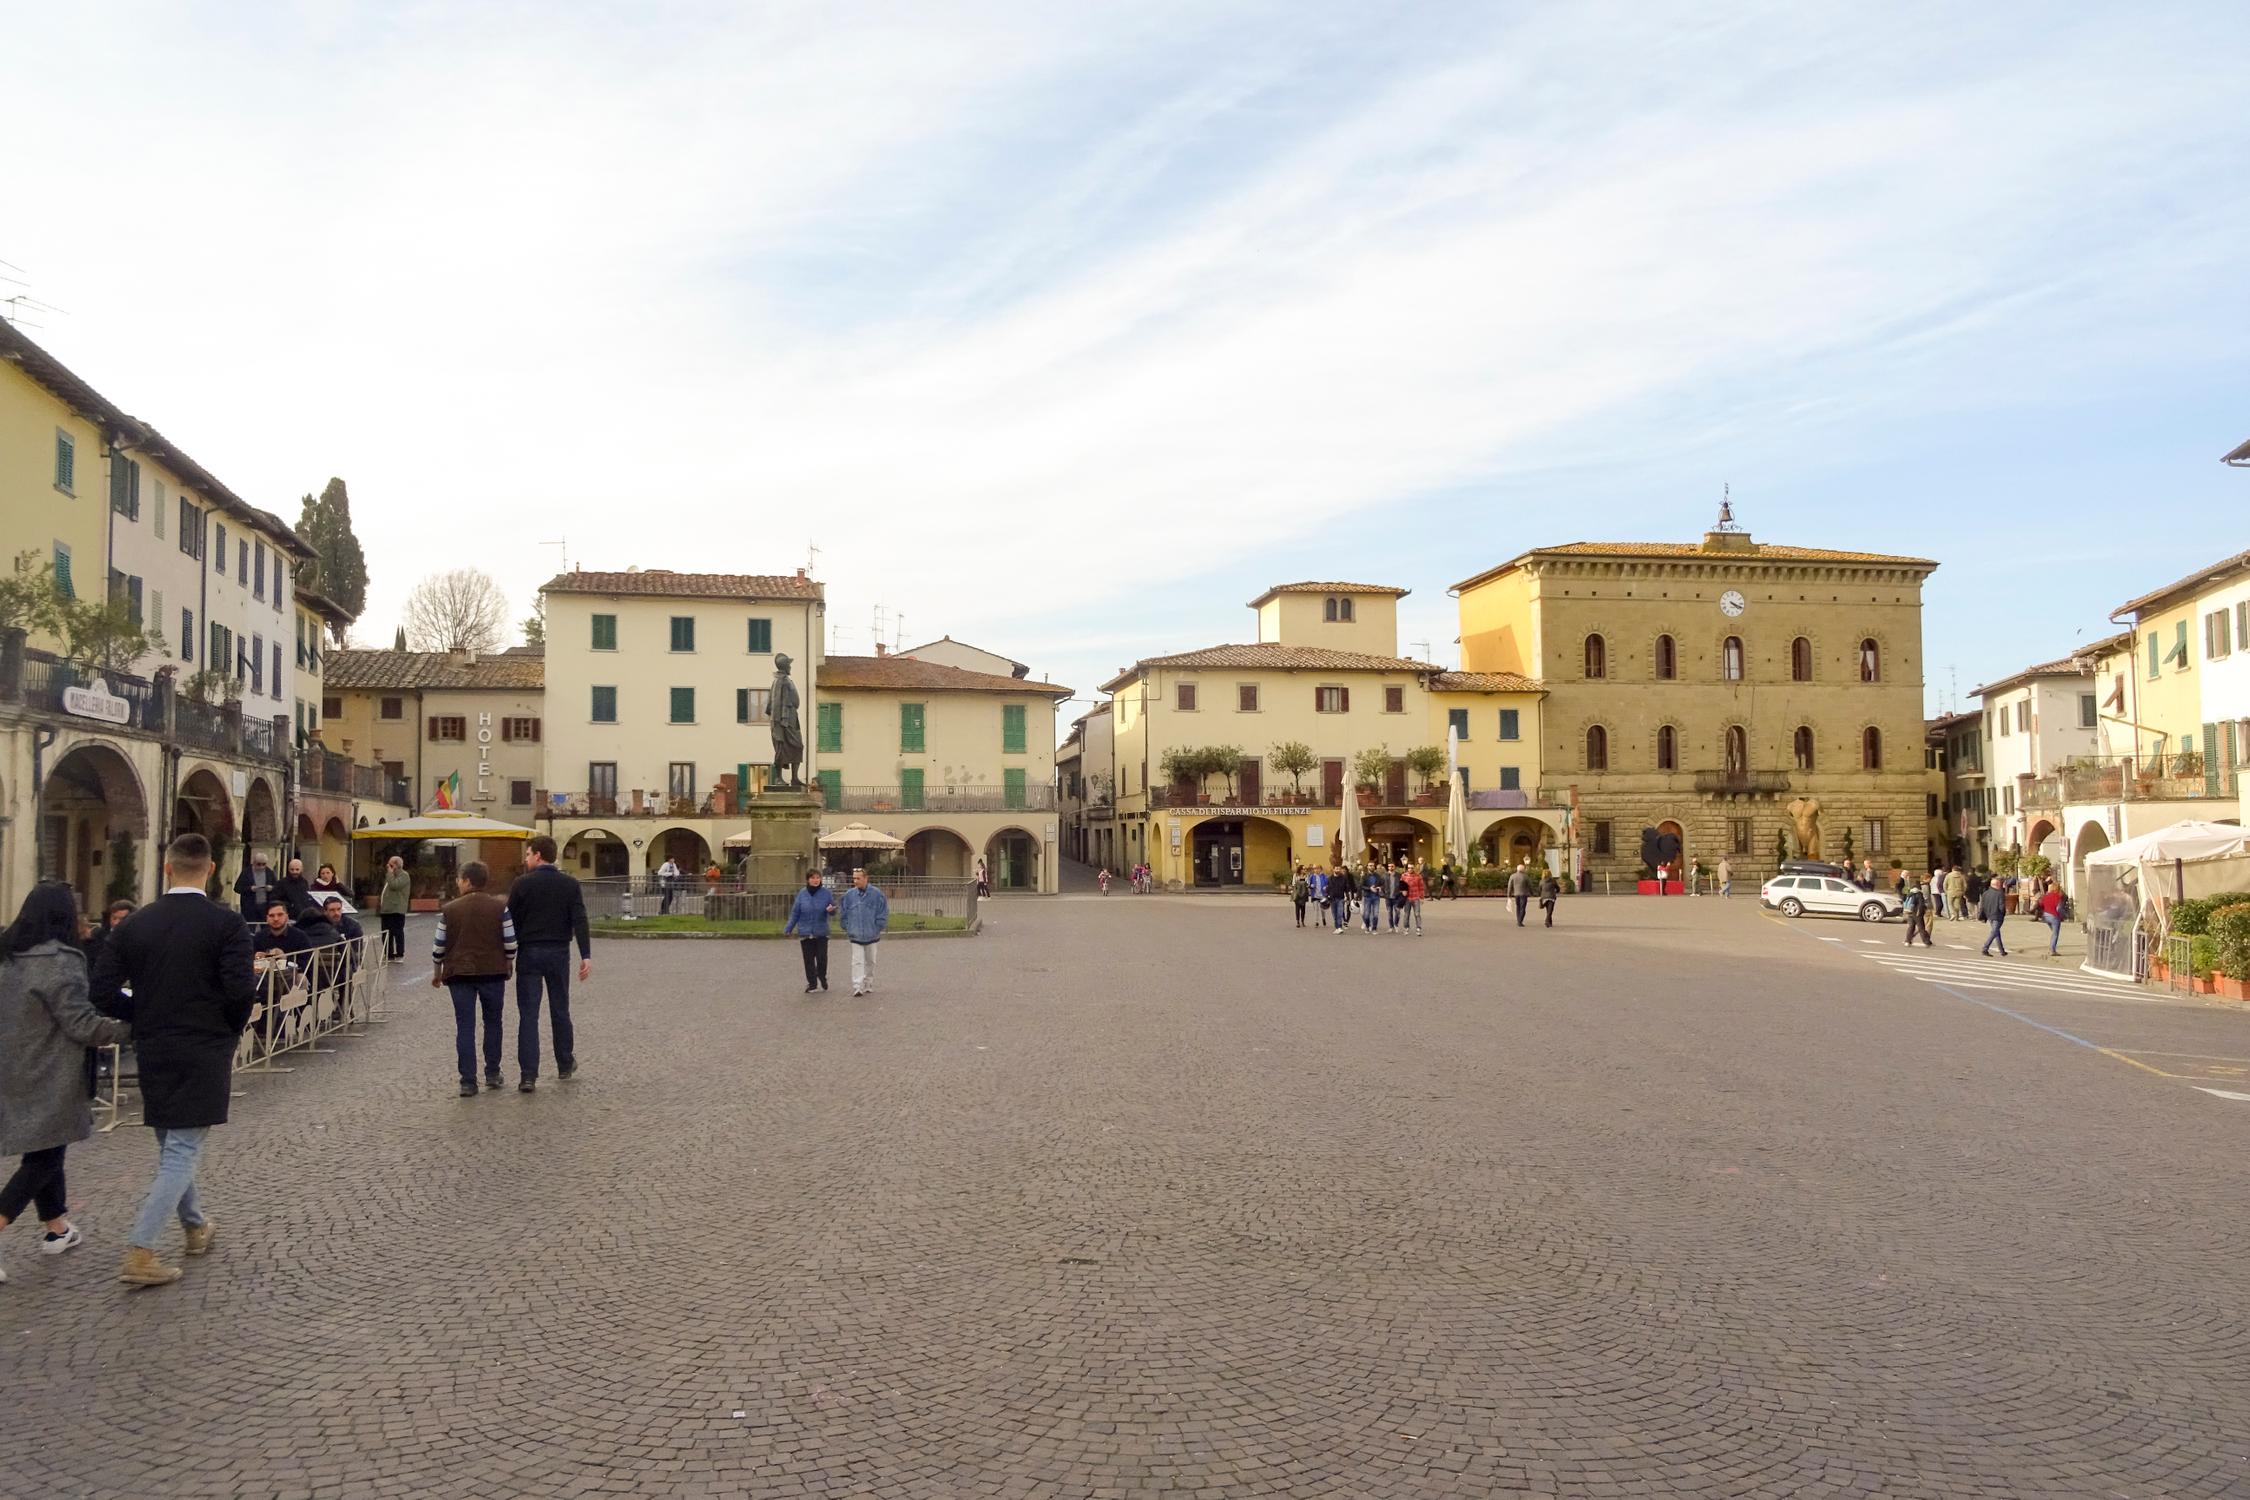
[[769, 653, 804, 789]]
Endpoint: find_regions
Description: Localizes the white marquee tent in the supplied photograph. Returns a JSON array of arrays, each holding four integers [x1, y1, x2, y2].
[[2079, 819, 2250, 978]]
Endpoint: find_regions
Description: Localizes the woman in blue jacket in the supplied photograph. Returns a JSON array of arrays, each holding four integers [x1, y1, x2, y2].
[[782, 870, 837, 994]]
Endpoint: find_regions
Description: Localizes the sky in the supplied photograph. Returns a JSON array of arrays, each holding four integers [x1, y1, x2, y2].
[[4, 1, 2246, 725]]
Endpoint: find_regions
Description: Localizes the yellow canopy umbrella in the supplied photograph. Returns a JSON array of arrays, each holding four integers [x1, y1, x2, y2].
[[351, 811, 534, 840]]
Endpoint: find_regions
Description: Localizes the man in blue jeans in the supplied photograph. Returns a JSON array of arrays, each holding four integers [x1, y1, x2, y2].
[[433, 860, 518, 1096], [504, 835, 592, 1092], [1977, 878, 2010, 958], [90, 833, 256, 1287]]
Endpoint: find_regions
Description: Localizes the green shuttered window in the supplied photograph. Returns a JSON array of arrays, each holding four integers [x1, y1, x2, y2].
[[592, 614, 617, 651], [900, 702, 925, 753], [1001, 703, 1026, 754], [817, 701, 843, 753]]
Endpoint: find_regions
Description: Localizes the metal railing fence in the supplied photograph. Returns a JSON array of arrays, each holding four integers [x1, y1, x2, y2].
[[581, 875, 978, 927]]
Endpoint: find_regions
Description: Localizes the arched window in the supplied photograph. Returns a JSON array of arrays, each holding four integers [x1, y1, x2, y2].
[[1324, 596, 1355, 623], [1791, 636, 1813, 682], [1793, 725, 1815, 771], [1654, 634, 1676, 680], [1721, 635, 1744, 681], [1585, 724, 1608, 771], [1724, 724, 1748, 774], [1584, 633, 1607, 679], [1859, 638, 1880, 682], [1656, 724, 1677, 771], [1863, 726, 1883, 770]]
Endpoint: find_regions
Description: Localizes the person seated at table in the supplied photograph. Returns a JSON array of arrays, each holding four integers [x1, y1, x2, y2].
[[249, 901, 311, 974], [309, 864, 347, 896]]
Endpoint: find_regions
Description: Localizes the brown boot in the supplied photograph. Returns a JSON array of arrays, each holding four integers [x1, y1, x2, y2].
[[119, 1246, 183, 1286], [183, 1218, 215, 1257]]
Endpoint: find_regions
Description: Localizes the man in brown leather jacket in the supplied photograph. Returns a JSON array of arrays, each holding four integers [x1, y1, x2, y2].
[[432, 862, 517, 1097]]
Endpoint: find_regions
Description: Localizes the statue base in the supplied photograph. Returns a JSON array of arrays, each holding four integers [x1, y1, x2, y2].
[[742, 788, 821, 887]]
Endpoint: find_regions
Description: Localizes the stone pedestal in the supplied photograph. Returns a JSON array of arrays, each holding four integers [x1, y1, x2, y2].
[[743, 789, 820, 886]]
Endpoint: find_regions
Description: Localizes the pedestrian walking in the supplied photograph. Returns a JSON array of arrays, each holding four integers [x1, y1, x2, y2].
[[1403, 864, 1426, 934], [504, 835, 592, 1091], [1438, 859, 1456, 899], [233, 852, 278, 923], [432, 862, 517, 1097], [1361, 865, 1382, 932], [1539, 870, 1561, 927], [1327, 865, 1351, 932], [1097, 866, 1112, 895], [1717, 856, 1732, 898], [1945, 866, 1968, 923], [1290, 865, 1310, 928], [840, 868, 889, 996], [974, 860, 991, 899], [784, 869, 837, 992], [377, 855, 412, 961], [656, 856, 682, 916], [1901, 878, 1934, 947], [1308, 866, 1328, 923], [2038, 877, 2066, 957], [1977, 877, 2010, 957], [1508, 863, 1532, 926], [0, 883, 134, 1281], [89, 834, 255, 1288]]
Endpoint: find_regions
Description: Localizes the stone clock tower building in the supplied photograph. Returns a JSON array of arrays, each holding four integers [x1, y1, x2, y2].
[[1451, 512, 1937, 884]]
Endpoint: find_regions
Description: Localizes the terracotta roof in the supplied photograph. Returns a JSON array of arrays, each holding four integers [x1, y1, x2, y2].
[[293, 584, 353, 629], [540, 569, 823, 601], [1927, 709, 1982, 735], [0, 320, 308, 560], [1971, 656, 2091, 697], [2073, 629, 2133, 661], [1101, 643, 1435, 693], [2112, 548, 2250, 619], [1428, 670, 1543, 694], [2224, 437, 2250, 466], [817, 654, 1071, 699], [1452, 540, 1938, 592], [1246, 581, 1410, 607], [325, 650, 546, 692]]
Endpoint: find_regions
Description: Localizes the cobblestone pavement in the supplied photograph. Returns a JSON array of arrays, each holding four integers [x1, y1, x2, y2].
[[9, 894, 2250, 1498]]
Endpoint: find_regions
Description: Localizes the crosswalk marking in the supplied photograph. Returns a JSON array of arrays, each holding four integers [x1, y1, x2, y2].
[[1856, 950, 2155, 1003], [2195, 1088, 2250, 1102]]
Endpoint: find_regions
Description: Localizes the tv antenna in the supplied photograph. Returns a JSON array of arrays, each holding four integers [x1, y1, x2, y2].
[[806, 542, 822, 578], [0, 259, 65, 331], [541, 535, 569, 571], [1410, 638, 1433, 662]]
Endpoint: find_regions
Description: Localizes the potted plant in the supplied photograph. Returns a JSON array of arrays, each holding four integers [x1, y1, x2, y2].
[[1158, 747, 1201, 803], [1269, 740, 1316, 804], [1351, 745, 1391, 806], [1406, 744, 1448, 803], [1205, 744, 1245, 804]]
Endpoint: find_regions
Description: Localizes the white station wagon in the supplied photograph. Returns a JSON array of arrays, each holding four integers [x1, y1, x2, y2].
[[1760, 873, 1901, 923]]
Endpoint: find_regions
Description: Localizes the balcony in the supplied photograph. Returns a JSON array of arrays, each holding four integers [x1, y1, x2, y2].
[[545, 783, 1059, 818], [2059, 753, 2240, 805], [1692, 769, 1791, 797], [299, 747, 410, 805]]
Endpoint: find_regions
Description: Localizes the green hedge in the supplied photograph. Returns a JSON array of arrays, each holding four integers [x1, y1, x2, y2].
[[2169, 892, 2250, 937], [2190, 934, 2220, 979], [2212, 905, 2250, 981]]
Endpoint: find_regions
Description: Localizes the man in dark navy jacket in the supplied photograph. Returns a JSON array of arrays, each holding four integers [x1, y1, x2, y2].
[[91, 833, 255, 1287], [504, 836, 591, 1092]]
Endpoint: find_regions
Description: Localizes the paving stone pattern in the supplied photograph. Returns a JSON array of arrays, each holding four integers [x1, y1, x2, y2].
[[8, 897, 2250, 1498]]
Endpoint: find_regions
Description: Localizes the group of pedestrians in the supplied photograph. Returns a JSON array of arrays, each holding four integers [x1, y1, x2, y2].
[[1294, 861, 1431, 934], [1898, 866, 2072, 958], [783, 867, 892, 995]]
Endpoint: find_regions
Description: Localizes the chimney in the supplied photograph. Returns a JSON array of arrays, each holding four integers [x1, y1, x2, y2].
[[796, 566, 807, 579], [874, 642, 888, 657]]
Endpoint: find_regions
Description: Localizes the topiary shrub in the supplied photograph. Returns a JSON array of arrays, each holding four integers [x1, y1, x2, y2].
[[2170, 892, 2250, 937], [2211, 905, 2250, 981], [2190, 934, 2220, 979]]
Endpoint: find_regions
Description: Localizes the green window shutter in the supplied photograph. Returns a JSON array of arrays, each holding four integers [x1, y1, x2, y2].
[[670, 686, 695, 722], [1002, 703, 1026, 753], [670, 616, 695, 652], [1500, 766, 1521, 791], [817, 770, 841, 810], [1499, 708, 1520, 741], [900, 767, 924, 810], [1003, 768, 1027, 809], [901, 702, 925, 752], [51, 544, 72, 599], [54, 432, 73, 492], [817, 701, 843, 754], [592, 614, 616, 650], [736, 688, 750, 723], [2149, 634, 2161, 678], [592, 686, 617, 722], [1447, 708, 1468, 741], [747, 618, 771, 654]]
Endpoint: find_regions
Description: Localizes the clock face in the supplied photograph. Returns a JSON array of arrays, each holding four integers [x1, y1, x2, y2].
[[1719, 590, 1747, 618]]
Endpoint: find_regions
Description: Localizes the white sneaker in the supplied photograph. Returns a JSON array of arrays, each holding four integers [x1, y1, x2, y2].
[[40, 1224, 81, 1255], [851, 987, 864, 996]]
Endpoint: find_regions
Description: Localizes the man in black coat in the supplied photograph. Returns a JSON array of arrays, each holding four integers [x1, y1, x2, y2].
[[90, 833, 255, 1287]]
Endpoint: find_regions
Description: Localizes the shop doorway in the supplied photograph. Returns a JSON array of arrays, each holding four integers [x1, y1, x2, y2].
[[1192, 819, 1247, 887]]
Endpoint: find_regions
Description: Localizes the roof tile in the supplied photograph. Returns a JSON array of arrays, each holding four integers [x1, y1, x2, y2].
[[541, 569, 824, 601], [818, 654, 1071, 698], [326, 650, 545, 692]]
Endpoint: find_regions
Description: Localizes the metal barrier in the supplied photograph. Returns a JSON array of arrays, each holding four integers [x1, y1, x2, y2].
[[92, 932, 390, 1131], [2159, 933, 2198, 995], [583, 876, 979, 929]]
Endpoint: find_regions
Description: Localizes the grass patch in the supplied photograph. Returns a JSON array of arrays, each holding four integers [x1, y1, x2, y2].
[[592, 914, 967, 938]]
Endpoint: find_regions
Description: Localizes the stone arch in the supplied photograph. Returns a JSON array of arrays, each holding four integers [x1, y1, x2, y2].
[[903, 826, 974, 879], [40, 740, 151, 908], [984, 825, 1043, 892], [2070, 818, 2110, 894], [563, 827, 631, 880], [643, 824, 712, 875], [320, 818, 351, 881], [1181, 813, 1298, 888], [174, 766, 236, 843], [242, 776, 281, 846]]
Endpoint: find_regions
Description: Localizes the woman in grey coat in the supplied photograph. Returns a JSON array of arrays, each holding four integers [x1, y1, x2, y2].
[[0, 883, 132, 1279]]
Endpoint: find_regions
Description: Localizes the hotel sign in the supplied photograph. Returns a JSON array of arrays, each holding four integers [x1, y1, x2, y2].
[[62, 682, 131, 725]]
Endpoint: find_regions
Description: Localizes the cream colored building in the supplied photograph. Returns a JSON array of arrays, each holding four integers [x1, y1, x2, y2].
[[1107, 582, 1551, 888], [811, 651, 1071, 892], [537, 567, 823, 878], [901, 635, 1029, 679], [1060, 703, 1117, 870], [1454, 520, 1936, 884]]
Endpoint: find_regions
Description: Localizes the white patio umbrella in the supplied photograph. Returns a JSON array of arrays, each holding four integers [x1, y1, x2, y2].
[[1337, 778, 1366, 866], [1444, 730, 1471, 867], [817, 822, 907, 851]]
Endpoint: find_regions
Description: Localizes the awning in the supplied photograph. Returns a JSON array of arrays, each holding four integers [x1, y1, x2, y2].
[[352, 811, 534, 841], [2082, 820, 2250, 868]]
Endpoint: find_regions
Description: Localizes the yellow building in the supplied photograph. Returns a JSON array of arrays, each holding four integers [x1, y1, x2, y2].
[[0, 318, 391, 914], [537, 567, 824, 879], [1106, 582, 1551, 888], [1453, 519, 1937, 883], [812, 651, 1072, 892]]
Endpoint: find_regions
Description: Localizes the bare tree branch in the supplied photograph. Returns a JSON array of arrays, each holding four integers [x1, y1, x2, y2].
[[401, 567, 509, 653]]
